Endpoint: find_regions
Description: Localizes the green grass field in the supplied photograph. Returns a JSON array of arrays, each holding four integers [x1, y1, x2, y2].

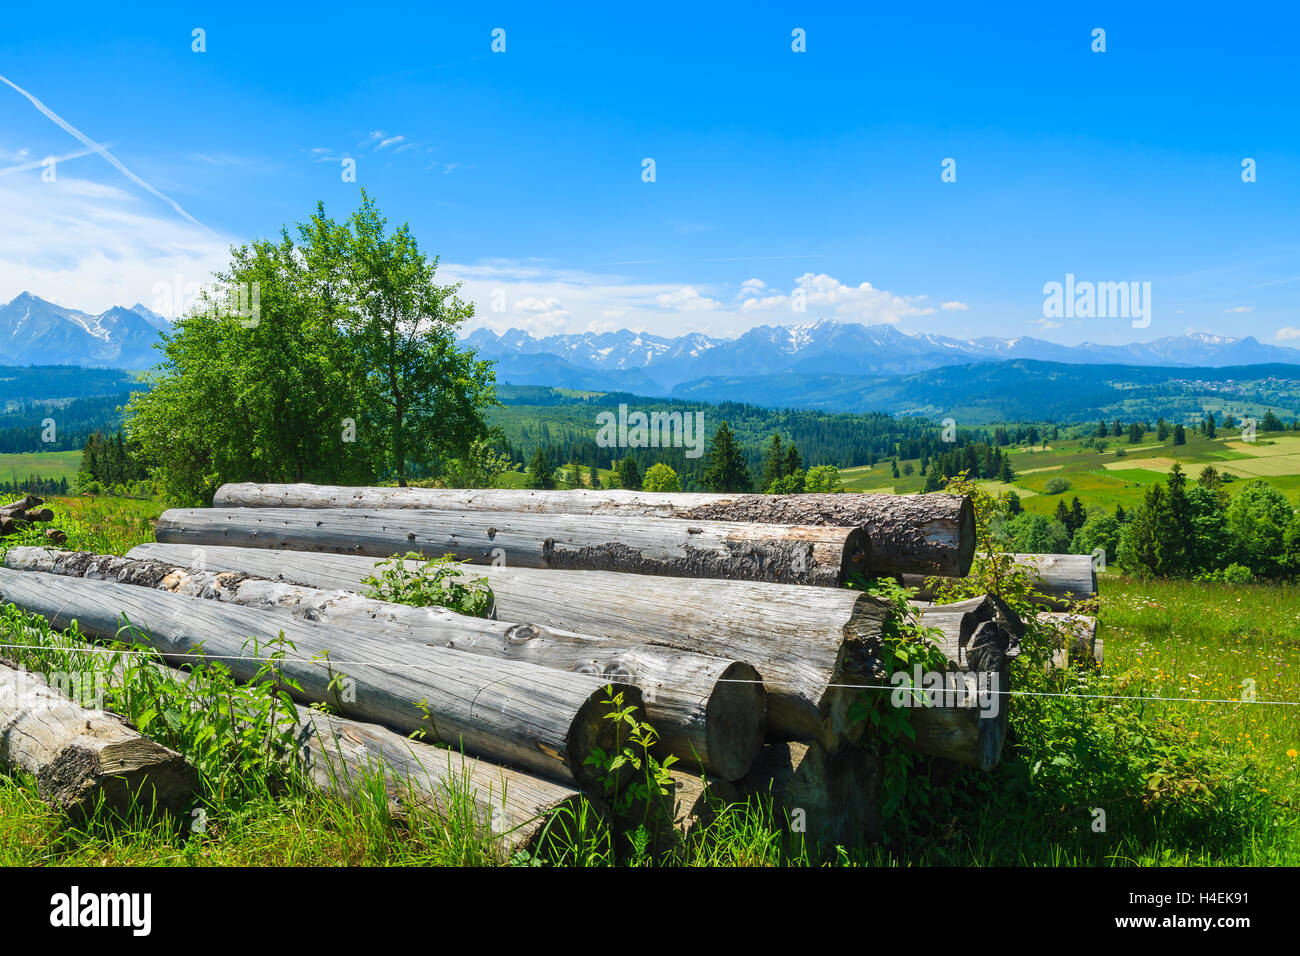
[[841, 429, 1300, 518], [0, 450, 82, 483]]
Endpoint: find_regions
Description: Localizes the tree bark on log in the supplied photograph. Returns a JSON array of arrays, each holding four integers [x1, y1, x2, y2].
[[130, 541, 886, 750], [156, 507, 869, 588], [125, 544, 1005, 769], [0, 660, 197, 817], [214, 483, 973, 577], [6, 547, 765, 781], [901, 552, 1097, 609], [0, 567, 639, 790]]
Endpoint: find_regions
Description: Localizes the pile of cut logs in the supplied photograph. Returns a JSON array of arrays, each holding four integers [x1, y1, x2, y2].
[[0, 483, 1098, 856], [0, 494, 64, 541]]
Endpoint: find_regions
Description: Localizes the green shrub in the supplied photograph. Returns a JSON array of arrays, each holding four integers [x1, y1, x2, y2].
[[362, 552, 495, 618], [1043, 476, 1072, 494]]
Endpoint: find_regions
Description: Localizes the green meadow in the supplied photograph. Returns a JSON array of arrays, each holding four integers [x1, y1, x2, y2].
[[841, 429, 1300, 518]]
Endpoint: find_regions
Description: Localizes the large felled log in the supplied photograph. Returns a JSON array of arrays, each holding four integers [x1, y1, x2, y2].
[[896, 619, 1011, 772], [293, 708, 601, 857], [7, 548, 765, 781], [125, 545, 1005, 771], [156, 507, 868, 588], [131, 542, 887, 750], [215, 483, 973, 577], [737, 741, 881, 852], [0, 568, 638, 790], [902, 552, 1097, 609], [0, 660, 196, 816]]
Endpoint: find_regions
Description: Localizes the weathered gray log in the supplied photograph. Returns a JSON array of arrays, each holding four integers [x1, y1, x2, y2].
[[737, 741, 882, 852], [0, 567, 638, 790], [910, 595, 1025, 661], [901, 552, 1097, 609], [6, 547, 765, 781], [156, 507, 869, 588], [0, 494, 42, 515], [666, 770, 742, 838], [214, 483, 973, 577], [293, 708, 602, 857], [0, 660, 196, 817], [126, 544, 1005, 770], [131, 542, 887, 750], [896, 619, 1010, 772]]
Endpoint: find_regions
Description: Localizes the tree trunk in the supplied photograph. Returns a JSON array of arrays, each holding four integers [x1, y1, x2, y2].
[[896, 620, 1011, 772], [901, 552, 1097, 609], [125, 543, 1007, 768], [131, 540, 884, 748], [5, 547, 766, 782], [0, 660, 196, 817], [293, 708, 600, 857], [213, 483, 973, 577], [0, 568, 638, 790], [155, 507, 870, 588]]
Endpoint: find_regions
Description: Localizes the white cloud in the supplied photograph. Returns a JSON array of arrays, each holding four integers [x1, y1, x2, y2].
[[449, 263, 949, 338], [1224, 305, 1253, 313], [1275, 327, 1300, 341], [656, 286, 720, 311], [0, 171, 234, 314], [514, 296, 563, 313], [737, 273, 934, 325], [1032, 317, 1062, 330], [940, 300, 969, 311]]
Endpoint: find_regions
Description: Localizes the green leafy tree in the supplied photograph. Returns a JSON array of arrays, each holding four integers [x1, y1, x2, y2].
[[305, 191, 496, 486], [126, 230, 371, 504], [1173, 424, 1186, 446], [1070, 512, 1121, 566], [439, 431, 513, 488], [641, 462, 681, 492], [1004, 512, 1071, 554], [804, 464, 843, 493], [1225, 480, 1293, 578]]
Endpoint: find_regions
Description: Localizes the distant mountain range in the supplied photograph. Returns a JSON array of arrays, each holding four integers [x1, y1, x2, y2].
[[0, 293, 168, 368], [7, 291, 1300, 419], [463, 320, 1300, 397]]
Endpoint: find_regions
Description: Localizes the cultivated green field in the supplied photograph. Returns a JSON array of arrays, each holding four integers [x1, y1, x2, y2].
[[0, 450, 82, 483], [841, 429, 1300, 518]]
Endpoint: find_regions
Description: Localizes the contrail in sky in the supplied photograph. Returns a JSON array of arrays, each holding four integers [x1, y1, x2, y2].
[[0, 71, 210, 230], [0, 144, 100, 176]]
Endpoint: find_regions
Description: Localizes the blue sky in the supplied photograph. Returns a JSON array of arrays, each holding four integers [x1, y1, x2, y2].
[[1, 1, 1297, 344]]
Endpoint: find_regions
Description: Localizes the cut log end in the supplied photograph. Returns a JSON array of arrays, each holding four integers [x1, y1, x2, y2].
[[703, 662, 767, 782], [571, 682, 646, 791], [41, 740, 197, 819], [837, 526, 871, 585], [954, 496, 976, 577]]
